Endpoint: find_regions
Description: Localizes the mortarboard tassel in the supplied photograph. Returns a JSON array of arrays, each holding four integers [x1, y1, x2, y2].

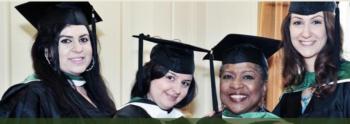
[[209, 52, 218, 112], [91, 6, 97, 71], [138, 34, 144, 93], [335, 1, 341, 71]]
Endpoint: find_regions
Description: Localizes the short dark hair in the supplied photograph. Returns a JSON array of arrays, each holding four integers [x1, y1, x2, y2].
[[131, 61, 197, 108]]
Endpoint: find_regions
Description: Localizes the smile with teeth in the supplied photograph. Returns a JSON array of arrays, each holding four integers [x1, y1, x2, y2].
[[299, 40, 316, 46], [230, 94, 248, 102], [69, 57, 85, 64]]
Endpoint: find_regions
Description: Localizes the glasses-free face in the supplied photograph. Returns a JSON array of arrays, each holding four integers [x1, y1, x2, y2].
[[220, 62, 266, 114], [58, 25, 93, 76], [147, 70, 193, 110], [290, 12, 327, 61]]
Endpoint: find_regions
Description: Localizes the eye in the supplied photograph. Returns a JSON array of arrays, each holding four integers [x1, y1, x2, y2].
[[181, 80, 191, 87], [165, 75, 176, 81], [60, 39, 72, 44], [312, 20, 322, 25], [292, 20, 302, 25], [80, 37, 90, 43], [221, 74, 233, 80], [242, 75, 255, 80]]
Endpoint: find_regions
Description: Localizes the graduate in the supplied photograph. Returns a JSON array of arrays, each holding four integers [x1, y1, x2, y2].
[[273, 1, 350, 118], [0, 2, 116, 117], [198, 34, 281, 124], [115, 34, 209, 122]]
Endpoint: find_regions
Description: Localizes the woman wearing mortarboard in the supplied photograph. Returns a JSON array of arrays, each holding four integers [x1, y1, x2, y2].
[[273, 1, 350, 117], [197, 34, 281, 124], [0, 2, 116, 117], [114, 34, 209, 123]]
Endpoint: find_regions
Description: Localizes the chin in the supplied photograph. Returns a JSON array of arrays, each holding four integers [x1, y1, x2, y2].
[[228, 106, 246, 114], [159, 105, 172, 110], [71, 70, 85, 75]]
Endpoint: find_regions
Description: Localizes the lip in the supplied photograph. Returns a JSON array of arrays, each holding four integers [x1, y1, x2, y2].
[[166, 92, 179, 102], [229, 93, 248, 102], [299, 40, 316, 46], [69, 57, 85, 64]]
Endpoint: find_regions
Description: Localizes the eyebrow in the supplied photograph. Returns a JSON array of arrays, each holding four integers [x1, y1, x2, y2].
[[291, 15, 324, 20], [311, 15, 324, 20], [168, 72, 178, 78], [79, 34, 89, 38], [242, 70, 258, 75], [59, 35, 73, 39], [59, 34, 89, 39], [291, 16, 302, 20]]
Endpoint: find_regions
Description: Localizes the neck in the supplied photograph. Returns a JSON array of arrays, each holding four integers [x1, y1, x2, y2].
[[304, 56, 317, 72]]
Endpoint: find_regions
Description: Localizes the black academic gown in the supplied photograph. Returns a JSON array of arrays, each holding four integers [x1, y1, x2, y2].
[[273, 82, 350, 118], [115, 98, 190, 124], [0, 81, 114, 118]]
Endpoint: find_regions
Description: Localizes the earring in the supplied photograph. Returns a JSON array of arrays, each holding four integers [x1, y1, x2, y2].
[[297, 65, 302, 75], [44, 49, 51, 65], [85, 58, 95, 71], [259, 95, 268, 112], [45, 56, 51, 65]]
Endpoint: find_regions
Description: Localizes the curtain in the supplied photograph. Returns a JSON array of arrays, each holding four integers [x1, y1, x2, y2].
[[258, 1, 289, 111]]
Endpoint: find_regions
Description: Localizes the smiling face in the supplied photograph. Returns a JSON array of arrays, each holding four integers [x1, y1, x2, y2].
[[58, 25, 92, 76], [219, 62, 266, 114], [147, 70, 193, 110], [290, 11, 327, 61]]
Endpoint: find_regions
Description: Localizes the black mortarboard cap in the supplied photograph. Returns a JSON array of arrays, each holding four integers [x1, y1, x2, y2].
[[15, 2, 102, 29], [289, 1, 336, 15], [203, 34, 280, 67], [133, 34, 210, 74]]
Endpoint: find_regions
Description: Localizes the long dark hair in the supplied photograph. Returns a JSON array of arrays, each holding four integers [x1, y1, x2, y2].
[[281, 11, 344, 96], [32, 23, 116, 117], [131, 61, 197, 108]]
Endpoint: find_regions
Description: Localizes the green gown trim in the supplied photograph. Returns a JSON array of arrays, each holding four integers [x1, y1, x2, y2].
[[285, 61, 350, 93], [222, 108, 280, 119], [64, 72, 84, 81], [22, 74, 40, 83], [129, 97, 144, 103]]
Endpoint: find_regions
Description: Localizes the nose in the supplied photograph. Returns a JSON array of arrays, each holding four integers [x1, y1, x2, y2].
[[172, 82, 182, 95], [301, 23, 312, 39], [72, 41, 83, 53], [229, 79, 243, 89]]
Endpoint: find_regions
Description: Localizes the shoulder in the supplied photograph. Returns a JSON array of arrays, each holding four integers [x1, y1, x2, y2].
[[1, 81, 48, 100], [166, 117, 191, 124], [197, 111, 227, 124], [115, 104, 151, 118], [0, 81, 55, 117]]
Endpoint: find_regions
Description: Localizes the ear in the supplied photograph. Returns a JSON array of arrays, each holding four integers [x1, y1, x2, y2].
[[44, 48, 51, 65]]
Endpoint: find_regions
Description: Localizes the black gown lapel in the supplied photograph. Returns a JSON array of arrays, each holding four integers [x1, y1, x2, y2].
[[280, 91, 302, 117]]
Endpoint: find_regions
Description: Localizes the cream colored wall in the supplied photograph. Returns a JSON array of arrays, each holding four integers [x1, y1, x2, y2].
[[0, 1, 258, 117], [340, 1, 350, 61], [0, 2, 10, 95]]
